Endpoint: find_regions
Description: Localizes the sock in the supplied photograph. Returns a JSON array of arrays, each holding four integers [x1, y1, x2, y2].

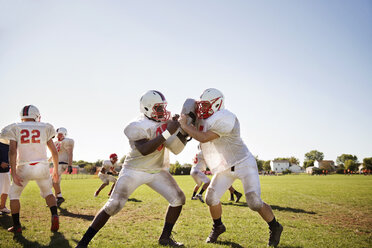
[[199, 188, 205, 195], [213, 217, 222, 227], [50, 206, 58, 216], [234, 190, 241, 196], [268, 217, 278, 229], [230, 193, 234, 199], [160, 222, 174, 238], [192, 191, 197, 197], [12, 213, 21, 227], [78, 226, 98, 246]]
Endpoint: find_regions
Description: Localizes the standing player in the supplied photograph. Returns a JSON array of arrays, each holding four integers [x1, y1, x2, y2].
[[0, 136, 11, 214], [191, 151, 243, 204], [52, 127, 74, 206], [1, 105, 60, 233], [76, 90, 185, 248], [179, 88, 283, 247], [94, 153, 119, 197]]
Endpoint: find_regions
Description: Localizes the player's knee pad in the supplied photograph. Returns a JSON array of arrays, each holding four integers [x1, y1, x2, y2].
[[245, 191, 263, 211], [170, 190, 186, 207], [103, 197, 127, 216], [205, 187, 219, 206]]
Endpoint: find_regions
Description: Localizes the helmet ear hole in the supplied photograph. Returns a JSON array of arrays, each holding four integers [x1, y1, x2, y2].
[[144, 107, 149, 111]]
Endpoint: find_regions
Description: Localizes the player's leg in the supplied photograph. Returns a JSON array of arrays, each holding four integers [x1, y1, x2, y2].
[[228, 186, 243, 203], [0, 172, 11, 213], [238, 157, 283, 247], [38, 177, 59, 232], [147, 170, 185, 247], [54, 163, 66, 206], [107, 176, 117, 196], [76, 168, 144, 247], [191, 184, 200, 199], [205, 171, 234, 243], [7, 179, 29, 233], [190, 167, 202, 200]]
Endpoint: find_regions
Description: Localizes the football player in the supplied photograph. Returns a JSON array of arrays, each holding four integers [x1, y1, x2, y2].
[[94, 153, 119, 197], [191, 150, 243, 204], [179, 88, 283, 247], [0, 105, 60, 233], [0, 135, 11, 214], [52, 127, 74, 206], [76, 90, 185, 248]]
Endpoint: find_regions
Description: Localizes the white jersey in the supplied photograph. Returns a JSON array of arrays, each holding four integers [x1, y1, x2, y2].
[[0, 122, 56, 165], [123, 116, 170, 172], [101, 160, 118, 173], [197, 109, 252, 174], [193, 150, 207, 172], [54, 138, 74, 163]]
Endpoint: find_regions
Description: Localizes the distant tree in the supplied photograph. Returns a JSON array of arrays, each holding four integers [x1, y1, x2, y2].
[[363, 157, 372, 170], [304, 150, 324, 162], [303, 160, 314, 169], [94, 160, 103, 167], [263, 160, 271, 171], [255, 156, 264, 171], [344, 159, 358, 171], [274, 156, 300, 165], [336, 154, 358, 166]]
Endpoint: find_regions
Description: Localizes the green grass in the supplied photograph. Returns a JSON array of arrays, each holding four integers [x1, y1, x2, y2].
[[0, 174, 371, 247]]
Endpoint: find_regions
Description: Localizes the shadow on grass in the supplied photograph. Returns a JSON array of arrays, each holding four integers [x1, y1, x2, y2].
[[216, 240, 244, 248], [12, 231, 72, 248], [58, 207, 95, 221], [271, 205, 316, 215], [221, 202, 247, 207], [0, 213, 12, 229], [128, 198, 142, 202]]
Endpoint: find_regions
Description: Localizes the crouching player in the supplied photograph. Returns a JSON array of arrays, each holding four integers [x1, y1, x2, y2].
[[94, 153, 119, 197], [1, 105, 60, 233]]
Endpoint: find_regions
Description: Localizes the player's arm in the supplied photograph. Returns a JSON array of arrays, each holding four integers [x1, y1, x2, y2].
[[179, 114, 219, 143], [66, 146, 73, 167], [9, 140, 23, 186], [135, 120, 180, 156], [47, 139, 59, 183]]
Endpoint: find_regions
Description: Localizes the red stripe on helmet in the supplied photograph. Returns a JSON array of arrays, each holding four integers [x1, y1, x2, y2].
[[23, 105, 30, 117]]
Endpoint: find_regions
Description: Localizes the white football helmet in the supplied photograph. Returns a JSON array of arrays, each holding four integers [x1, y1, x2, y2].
[[140, 90, 170, 122], [20, 105, 41, 122], [56, 127, 68, 138], [196, 88, 224, 119]]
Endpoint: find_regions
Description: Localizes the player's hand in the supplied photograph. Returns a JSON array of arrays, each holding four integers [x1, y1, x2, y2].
[[1, 162, 8, 169], [172, 114, 180, 121], [52, 171, 59, 184], [166, 120, 180, 134], [11, 171, 23, 187], [179, 114, 188, 128]]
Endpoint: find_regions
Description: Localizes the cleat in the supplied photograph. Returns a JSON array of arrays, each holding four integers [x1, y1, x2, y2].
[[51, 215, 59, 232], [268, 223, 283, 247], [206, 224, 226, 243], [0, 207, 11, 214], [196, 194, 205, 203], [8, 225, 22, 233], [229, 196, 234, 201], [75, 244, 87, 248], [158, 236, 184, 247], [94, 191, 99, 197], [57, 197, 65, 207], [235, 192, 243, 203], [191, 196, 197, 200]]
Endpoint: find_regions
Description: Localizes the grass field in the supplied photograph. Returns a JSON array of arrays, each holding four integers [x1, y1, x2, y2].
[[0, 174, 371, 248]]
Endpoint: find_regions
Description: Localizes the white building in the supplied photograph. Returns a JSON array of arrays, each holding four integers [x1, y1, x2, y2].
[[270, 160, 303, 173]]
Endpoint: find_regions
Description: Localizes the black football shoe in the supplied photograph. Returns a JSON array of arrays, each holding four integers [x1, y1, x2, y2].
[[158, 236, 184, 247], [206, 224, 226, 243], [268, 222, 283, 247], [235, 192, 243, 203]]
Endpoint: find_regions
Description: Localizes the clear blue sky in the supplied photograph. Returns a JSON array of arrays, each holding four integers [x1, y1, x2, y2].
[[1, 0, 371, 165]]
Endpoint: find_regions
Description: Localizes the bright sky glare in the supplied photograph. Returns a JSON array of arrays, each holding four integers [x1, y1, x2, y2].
[[0, 0, 371, 165]]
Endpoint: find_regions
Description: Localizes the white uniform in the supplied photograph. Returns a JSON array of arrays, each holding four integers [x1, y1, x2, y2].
[[54, 137, 74, 175], [190, 151, 210, 187], [199, 109, 263, 210], [98, 160, 118, 184], [0, 122, 56, 200], [103, 116, 185, 216]]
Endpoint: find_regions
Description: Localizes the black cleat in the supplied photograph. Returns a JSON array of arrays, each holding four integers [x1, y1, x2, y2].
[[158, 236, 184, 247], [206, 224, 226, 243], [57, 197, 65, 207], [229, 195, 235, 201], [268, 223, 283, 247], [235, 192, 243, 203], [75, 244, 87, 248], [196, 194, 205, 203]]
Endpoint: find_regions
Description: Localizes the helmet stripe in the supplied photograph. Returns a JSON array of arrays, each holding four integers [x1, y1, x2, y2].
[[23, 105, 30, 116], [154, 90, 165, 101]]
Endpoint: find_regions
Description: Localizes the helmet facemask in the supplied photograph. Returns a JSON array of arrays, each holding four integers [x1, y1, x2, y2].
[[150, 103, 170, 122], [196, 97, 223, 119]]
